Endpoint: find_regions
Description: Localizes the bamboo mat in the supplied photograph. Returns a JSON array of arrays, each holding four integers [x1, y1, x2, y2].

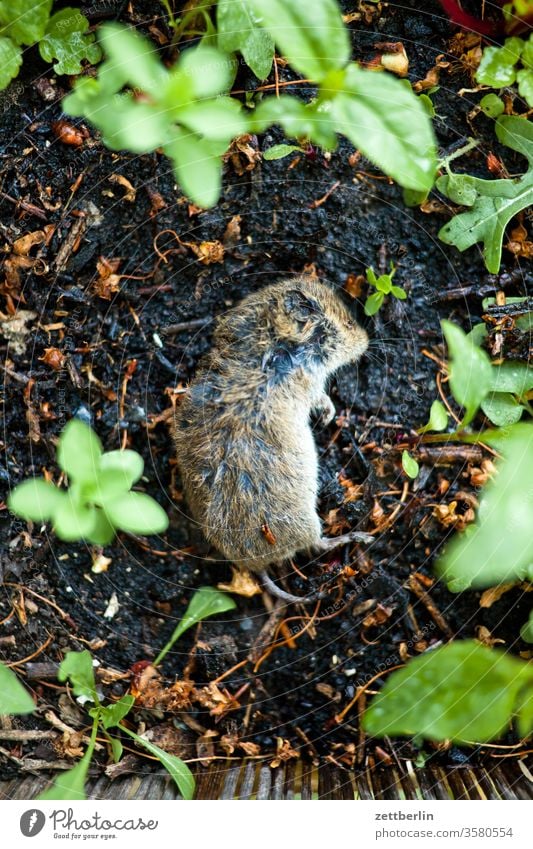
[[1, 760, 532, 800]]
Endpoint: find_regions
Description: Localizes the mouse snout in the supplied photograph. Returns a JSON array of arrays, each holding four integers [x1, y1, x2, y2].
[[342, 316, 369, 361]]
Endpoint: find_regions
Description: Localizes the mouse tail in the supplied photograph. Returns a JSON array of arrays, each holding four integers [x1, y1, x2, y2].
[[259, 570, 318, 605]]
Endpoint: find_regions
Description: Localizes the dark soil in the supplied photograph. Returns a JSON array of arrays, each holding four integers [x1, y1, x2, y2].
[[1, 0, 532, 789]]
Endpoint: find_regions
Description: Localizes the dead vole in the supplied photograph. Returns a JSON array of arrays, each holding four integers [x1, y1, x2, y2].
[[173, 276, 371, 603]]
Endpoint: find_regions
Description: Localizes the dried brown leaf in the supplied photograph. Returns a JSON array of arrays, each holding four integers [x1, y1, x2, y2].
[[108, 174, 136, 202], [218, 567, 262, 598]]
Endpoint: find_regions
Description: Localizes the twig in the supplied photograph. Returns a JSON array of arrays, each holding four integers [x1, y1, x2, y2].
[[6, 633, 53, 668], [163, 317, 212, 336], [406, 574, 454, 639], [0, 191, 47, 221], [308, 181, 341, 209], [0, 729, 56, 741], [334, 663, 405, 724], [3, 583, 74, 624]]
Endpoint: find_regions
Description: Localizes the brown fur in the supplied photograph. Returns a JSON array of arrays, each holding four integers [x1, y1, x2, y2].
[[173, 276, 369, 574]]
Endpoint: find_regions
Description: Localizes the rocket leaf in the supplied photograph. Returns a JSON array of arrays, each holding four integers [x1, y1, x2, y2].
[[437, 116, 533, 273]]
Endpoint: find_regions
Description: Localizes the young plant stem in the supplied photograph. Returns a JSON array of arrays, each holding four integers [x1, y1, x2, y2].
[[160, 0, 177, 29], [439, 137, 479, 173]]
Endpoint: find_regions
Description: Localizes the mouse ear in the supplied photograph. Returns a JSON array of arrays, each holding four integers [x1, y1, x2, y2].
[[283, 289, 320, 322]]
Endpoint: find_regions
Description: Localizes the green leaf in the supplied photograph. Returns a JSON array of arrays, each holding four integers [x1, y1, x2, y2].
[[390, 285, 407, 300], [98, 449, 144, 487], [88, 471, 134, 503], [517, 68, 533, 107], [177, 46, 237, 99], [364, 641, 533, 743], [84, 508, 116, 546], [217, 0, 274, 79], [520, 610, 533, 644], [57, 419, 102, 483], [437, 116, 533, 273], [364, 292, 384, 316], [440, 172, 478, 206], [481, 392, 525, 426], [58, 651, 97, 702], [419, 399, 449, 434], [441, 320, 492, 426], [8, 478, 65, 522], [53, 492, 98, 542], [164, 131, 224, 208], [0, 36, 22, 90], [92, 95, 173, 153], [251, 95, 337, 149], [176, 97, 247, 141], [98, 694, 135, 729], [39, 720, 98, 800], [97, 23, 168, 96], [245, 0, 350, 81], [120, 726, 195, 799], [263, 143, 302, 160], [155, 587, 237, 665], [475, 37, 524, 88], [438, 425, 533, 588], [0, 0, 52, 46], [0, 663, 35, 715], [39, 8, 102, 75], [103, 491, 169, 535], [403, 187, 429, 207], [365, 267, 378, 286], [38, 753, 90, 800], [479, 93, 505, 118], [375, 276, 392, 294], [105, 733, 123, 763], [402, 450, 419, 479], [516, 683, 533, 739], [332, 64, 437, 192], [467, 322, 488, 346]]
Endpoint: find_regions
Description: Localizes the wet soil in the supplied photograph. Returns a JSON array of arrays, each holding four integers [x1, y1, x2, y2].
[[0, 1, 532, 786]]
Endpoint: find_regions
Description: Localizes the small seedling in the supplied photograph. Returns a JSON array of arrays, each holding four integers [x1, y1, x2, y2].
[[476, 33, 533, 107], [263, 143, 303, 160], [8, 418, 168, 545], [479, 93, 505, 118], [37, 650, 195, 800], [401, 450, 419, 479], [441, 319, 533, 427], [418, 399, 449, 434], [155, 586, 236, 665], [437, 116, 533, 273], [364, 263, 406, 316], [0, 2, 101, 91], [438, 423, 533, 591]]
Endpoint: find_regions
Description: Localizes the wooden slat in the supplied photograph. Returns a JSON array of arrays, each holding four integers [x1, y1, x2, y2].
[[1, 762, 531, 800]]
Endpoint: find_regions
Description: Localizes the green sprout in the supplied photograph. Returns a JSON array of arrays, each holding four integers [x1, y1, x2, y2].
[[475, 33, 532, 107], [401, 450, 419, 479], [155, 586, 237, 665], [37, 651, 195, 800], [364, 263, 406, 316], [8, 419, 168, 545], [437, 116, 533, 274]]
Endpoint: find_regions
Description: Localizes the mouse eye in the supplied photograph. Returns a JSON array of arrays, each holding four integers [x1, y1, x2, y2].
[[284, 290, 319, 322]]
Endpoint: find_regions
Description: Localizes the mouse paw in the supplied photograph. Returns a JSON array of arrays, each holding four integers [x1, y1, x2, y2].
[[315, 394, 335, 427]]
